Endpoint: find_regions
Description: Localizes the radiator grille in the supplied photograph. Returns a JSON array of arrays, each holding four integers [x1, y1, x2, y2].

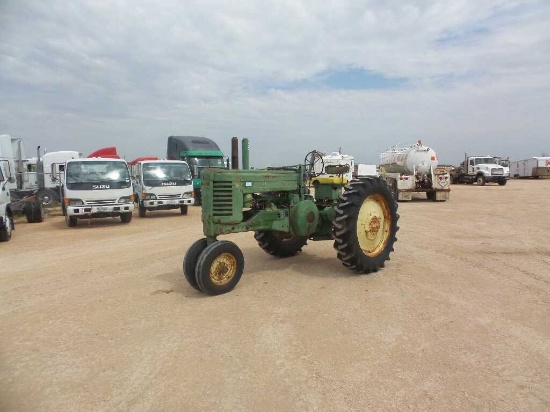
[[157, 194, 181, 200], [212, 182, 233, 216], [85, 199, 117, 206]]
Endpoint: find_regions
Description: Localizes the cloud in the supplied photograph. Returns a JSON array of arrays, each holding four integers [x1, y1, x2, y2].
[[1, 0, 549, 165]]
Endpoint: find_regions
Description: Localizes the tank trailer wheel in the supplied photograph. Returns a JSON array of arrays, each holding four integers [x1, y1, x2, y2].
[[195, 240, 244, 295], [25, 201, 45, 223], [65, 214, 77, 227], [138, 203, 146, 217], [180, 205, 188, 215], [0, 215, 13, 242], [183, 238, 208, 291], [333, 177, 399, 273], [254, 230, 308, 257], [476, 175, 486, 186]]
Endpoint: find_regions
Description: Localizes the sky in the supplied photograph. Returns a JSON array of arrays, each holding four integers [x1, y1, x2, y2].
[[1, 0, 549, 167]]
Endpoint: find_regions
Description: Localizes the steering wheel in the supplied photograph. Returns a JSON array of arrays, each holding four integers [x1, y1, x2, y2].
[[303, 150, 325, 179]]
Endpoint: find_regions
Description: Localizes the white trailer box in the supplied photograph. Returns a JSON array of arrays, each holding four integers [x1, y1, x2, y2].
[[511, 157, 550, 178]]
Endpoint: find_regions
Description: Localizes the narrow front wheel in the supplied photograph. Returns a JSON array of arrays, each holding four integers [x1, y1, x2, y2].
[[183, 238, 208, 291], [195, 241, 244, 295]]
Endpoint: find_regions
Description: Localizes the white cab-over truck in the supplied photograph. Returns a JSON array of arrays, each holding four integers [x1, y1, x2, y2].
[[380, 140, 451, 201], [129, 158, 194, 217], [58, 158, 134, 227], [0, 160, 15, 241]]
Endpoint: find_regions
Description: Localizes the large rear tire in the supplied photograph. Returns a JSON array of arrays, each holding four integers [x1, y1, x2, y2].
[[332, 177, 399, 273], [183, 238, 208, 291], [254, 230, 308, 257], [195, 240, 244, 295]]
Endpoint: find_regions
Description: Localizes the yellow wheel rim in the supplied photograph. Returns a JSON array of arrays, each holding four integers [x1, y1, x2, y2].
[[209, 252, 238, 286], [356, 194, 391, 257]]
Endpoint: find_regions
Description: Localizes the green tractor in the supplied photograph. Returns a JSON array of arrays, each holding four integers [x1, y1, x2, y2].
[[183, 150, 399, 295]]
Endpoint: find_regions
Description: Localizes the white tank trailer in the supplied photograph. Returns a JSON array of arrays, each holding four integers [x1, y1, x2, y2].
[[379, 140, 450, 202]]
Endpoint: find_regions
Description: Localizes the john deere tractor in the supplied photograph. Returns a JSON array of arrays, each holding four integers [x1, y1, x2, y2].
[[183, 149, 399, 295]]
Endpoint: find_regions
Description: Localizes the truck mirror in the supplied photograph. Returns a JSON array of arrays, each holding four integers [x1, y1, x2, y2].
[[7, 176, 16, 184], [193, 165, 198, 177]]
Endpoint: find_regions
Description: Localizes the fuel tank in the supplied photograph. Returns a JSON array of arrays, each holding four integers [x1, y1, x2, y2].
[[380, 141, 438, 175]]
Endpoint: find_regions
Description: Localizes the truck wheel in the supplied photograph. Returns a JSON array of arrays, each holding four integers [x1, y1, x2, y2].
[[476, 175, 486, 186], [0, 216, 13, 242], [25, 201, 45, 223], [65, 214, 77, 227], [138, 203, 146, 218], [254, 230, 308, 257], [120, 213, 133, 223], [180, 205, 188, 215], [183, 238, 208, 291], [36, 188, 58, 206], [195, 240, 244, 295], [498, 179, 507, 186], [333, 177, 399, 273]]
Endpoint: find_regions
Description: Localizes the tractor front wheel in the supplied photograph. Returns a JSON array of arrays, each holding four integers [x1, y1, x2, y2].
[[195, 240, 244, 295], [254, 230, 308, 257], [332, 177, 399, 273], [183, 238, 208, 291]]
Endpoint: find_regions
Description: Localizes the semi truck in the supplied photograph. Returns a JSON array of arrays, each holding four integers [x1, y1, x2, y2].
[[25, 150, 82, 205], [379, 140, 451, 201], [56, 148, 134, 227], [0, 159, 15, 241], [450, 154, 508, 186], [510, 157, 550, 179], [0, 134, 44, 223], [129, 157, 194, 217], [166, 136, 227, 205]]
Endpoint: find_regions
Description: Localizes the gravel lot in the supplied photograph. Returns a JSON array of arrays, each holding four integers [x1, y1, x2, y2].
[[1, 179, 549, 411]]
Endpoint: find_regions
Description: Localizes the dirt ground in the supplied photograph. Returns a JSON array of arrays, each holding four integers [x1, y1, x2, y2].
[[1, 179, 549, 411]]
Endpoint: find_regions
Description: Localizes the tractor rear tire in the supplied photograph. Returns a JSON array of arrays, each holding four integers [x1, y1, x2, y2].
[[254, 230, 308, 257], [195, 240, 244, 295], [183, 238, 208, 291], [332, 177, 399, 273]]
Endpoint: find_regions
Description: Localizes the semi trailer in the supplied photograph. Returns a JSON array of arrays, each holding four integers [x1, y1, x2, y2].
[[510, 157, 550, 179]]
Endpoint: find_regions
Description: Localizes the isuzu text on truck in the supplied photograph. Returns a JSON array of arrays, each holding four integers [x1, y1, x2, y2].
[[58, 158, 134, 227], [129, 158, 194, 217]]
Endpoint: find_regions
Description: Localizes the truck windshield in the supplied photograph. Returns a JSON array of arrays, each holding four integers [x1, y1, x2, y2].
[[474, 158, 496, 165], [66, 161, 131, 190], [143, 163, 192, 186], [197, 158, 226, 168]]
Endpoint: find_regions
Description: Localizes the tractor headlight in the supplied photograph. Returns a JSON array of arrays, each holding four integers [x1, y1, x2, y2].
[[65, 198, 84, 206], [142, 193, 157, 200], [118, 196, 133, 204]]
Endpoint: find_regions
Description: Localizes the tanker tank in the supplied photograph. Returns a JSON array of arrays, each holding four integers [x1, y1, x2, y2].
[[380, 140, 438, 175]]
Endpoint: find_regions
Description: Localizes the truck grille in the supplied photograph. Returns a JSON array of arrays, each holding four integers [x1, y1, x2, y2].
[[212, 182, 233, 216], [86, 199, 117, 206], [491, 168, 504, 175], [157, 194, 181, 200]]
